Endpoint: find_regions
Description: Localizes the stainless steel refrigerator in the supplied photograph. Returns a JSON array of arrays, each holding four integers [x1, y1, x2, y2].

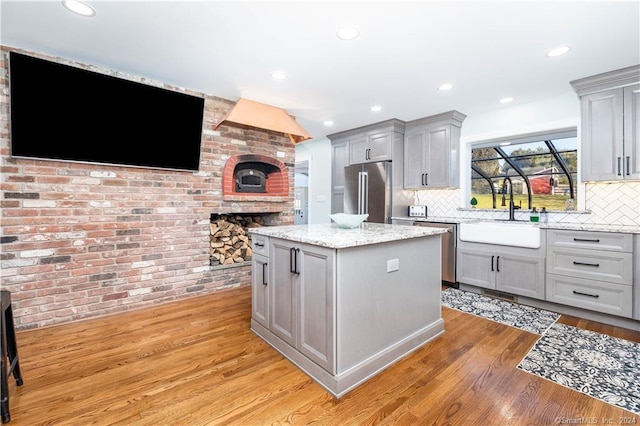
[[343, 161, 392, 224]]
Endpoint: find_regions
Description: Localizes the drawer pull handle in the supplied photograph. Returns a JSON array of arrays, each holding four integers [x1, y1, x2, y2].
[[573, 238, 600, 243], [573, 290, 599, 299], [573, 261, 600, 267], [255, 242, 265, 248]]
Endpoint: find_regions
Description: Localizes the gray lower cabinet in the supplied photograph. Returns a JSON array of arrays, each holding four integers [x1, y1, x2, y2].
[[457, 245, 545, 299], [269, 238, 335, 373], [250, 231, 443, 397], [251, 235, 270, 328], [251, 253, 269, 328], [635, 234, 640, 320], [546, 229, 634, 318]]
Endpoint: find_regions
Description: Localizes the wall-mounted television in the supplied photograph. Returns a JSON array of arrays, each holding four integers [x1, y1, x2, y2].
[[8, 51, 205, 172]]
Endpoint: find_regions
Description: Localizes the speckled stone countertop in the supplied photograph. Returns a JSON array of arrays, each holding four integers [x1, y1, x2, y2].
[[392, 216, 477, 224], [249, 223, 446, 249], [392, 216, 640, 234], [537, 223, 639, 234]]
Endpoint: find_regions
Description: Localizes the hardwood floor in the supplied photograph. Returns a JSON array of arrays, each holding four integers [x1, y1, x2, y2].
[[5, 285, 640, 425]]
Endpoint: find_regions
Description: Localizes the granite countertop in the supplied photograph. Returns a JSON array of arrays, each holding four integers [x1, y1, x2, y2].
[[249, 222, 446, 249], [392, 216, 476, 224], [537, 223, 640, 234], [392, 216, 640, 234]]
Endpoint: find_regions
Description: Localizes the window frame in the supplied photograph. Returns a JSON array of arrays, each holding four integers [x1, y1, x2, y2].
[[468, 127, 578, 212]]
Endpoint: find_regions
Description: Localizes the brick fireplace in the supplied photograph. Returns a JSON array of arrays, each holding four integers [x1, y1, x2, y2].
[[212, 154, 290, 268]]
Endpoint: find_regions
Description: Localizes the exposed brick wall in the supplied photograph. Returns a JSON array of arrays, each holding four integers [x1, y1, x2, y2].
[[0, 46, 295, 329]]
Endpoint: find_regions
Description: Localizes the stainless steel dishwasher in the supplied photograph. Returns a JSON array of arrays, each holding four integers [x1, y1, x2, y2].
[[414, 222, 458, 288]]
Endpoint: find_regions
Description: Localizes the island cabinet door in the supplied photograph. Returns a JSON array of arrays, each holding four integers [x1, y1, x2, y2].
[[251, 253, 269, 328], [269, 240, 297, 347], [297, 244, 336, 374], [268, 238, 336, 374]]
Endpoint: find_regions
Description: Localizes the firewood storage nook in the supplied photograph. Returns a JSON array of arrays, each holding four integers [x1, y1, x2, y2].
[[209, 213, 274, 267]]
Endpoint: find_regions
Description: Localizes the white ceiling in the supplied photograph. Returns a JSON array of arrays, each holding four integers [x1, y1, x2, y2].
[[2, 0, 639, 140]]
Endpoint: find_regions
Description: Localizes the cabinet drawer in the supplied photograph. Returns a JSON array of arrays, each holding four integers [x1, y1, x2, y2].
[[547, 247, 632, 285], [251, 235, 269, 257], [546, 229, 632, 252], [546, 274, 633, 318]]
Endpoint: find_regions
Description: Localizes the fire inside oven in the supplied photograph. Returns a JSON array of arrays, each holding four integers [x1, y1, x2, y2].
[[235, 167, 267, 193]]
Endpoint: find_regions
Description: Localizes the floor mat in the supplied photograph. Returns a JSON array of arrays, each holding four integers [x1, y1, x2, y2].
[[441, 287, 560, 335], [517, 322, 640, 415]]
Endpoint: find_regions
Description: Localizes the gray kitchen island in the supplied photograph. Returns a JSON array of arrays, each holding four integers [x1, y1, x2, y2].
[[248, 222, 445, 398]]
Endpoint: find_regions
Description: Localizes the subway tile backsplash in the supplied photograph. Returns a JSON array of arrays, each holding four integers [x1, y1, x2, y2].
[[414, 181, 640, 226]]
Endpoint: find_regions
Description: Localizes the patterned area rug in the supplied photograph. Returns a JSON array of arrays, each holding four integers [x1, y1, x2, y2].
[[441, 288, 560, 335], [518, 322, 640, 415]]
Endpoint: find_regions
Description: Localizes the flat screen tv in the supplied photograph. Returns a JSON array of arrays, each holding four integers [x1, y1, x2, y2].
[[9, 51, 205, 171]]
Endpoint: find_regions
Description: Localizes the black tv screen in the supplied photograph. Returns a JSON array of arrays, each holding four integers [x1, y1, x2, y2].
[[9, 51, 205, 171]]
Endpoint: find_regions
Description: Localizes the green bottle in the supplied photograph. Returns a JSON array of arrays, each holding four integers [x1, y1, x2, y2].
[[529, 207, 539, 223]]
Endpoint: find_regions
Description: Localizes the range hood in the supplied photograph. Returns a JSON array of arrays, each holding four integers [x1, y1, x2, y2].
[[215, 98, 313, 143]]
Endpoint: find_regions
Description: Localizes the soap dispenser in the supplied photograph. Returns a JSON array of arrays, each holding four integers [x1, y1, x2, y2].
[[529, 207, 539, 223], [540, 207, 548, 223]]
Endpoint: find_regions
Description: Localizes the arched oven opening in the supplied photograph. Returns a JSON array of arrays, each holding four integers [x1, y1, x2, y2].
[[234, 162, 279, 193]]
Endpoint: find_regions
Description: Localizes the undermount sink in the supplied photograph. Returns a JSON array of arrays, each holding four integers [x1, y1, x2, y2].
[[459, 220, 541, 248]]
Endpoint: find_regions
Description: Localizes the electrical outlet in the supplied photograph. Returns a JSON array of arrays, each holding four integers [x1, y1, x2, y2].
[[386, 258, 399, 273]]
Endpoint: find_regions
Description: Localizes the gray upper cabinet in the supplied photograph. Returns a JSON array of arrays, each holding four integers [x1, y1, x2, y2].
[[349, 132, 393, 164], [328, 119, 405, 166], [571, 65, 640, 182], [403, 110, 466, 189], [328, 119, 405, 214], [330, 139, 349, 214]]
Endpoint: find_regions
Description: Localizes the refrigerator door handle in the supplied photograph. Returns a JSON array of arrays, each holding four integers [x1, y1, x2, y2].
[[357, 172, 364, 214], [358, 171, 369, 215]]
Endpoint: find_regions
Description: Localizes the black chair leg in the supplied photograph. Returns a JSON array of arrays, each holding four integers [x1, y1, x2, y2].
[[1, 291, 23, 423], [4, 305, 22, 387], [1, 313, 10, 423]]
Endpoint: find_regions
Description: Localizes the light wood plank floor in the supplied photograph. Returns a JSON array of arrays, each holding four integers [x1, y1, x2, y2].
[[5, 285, 640, 425]]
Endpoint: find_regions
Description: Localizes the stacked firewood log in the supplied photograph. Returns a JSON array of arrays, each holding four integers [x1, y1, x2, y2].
[[210, 215, 265, 266]]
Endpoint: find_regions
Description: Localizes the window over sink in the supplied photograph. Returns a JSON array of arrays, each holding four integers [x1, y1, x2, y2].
[[470, 128, 578, 212]]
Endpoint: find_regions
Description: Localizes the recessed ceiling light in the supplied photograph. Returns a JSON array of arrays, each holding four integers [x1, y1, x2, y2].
[[438, 83, 454, 91], [323, 120, 334, 126], [62, 0, 96, 17], [500, 142, 512, 146], [546, 46, 570, 57], [337, 26, 359, 40], [271, 71, 286, 80], [370, 105, 382, 112], [499, 97, 514, 104]]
